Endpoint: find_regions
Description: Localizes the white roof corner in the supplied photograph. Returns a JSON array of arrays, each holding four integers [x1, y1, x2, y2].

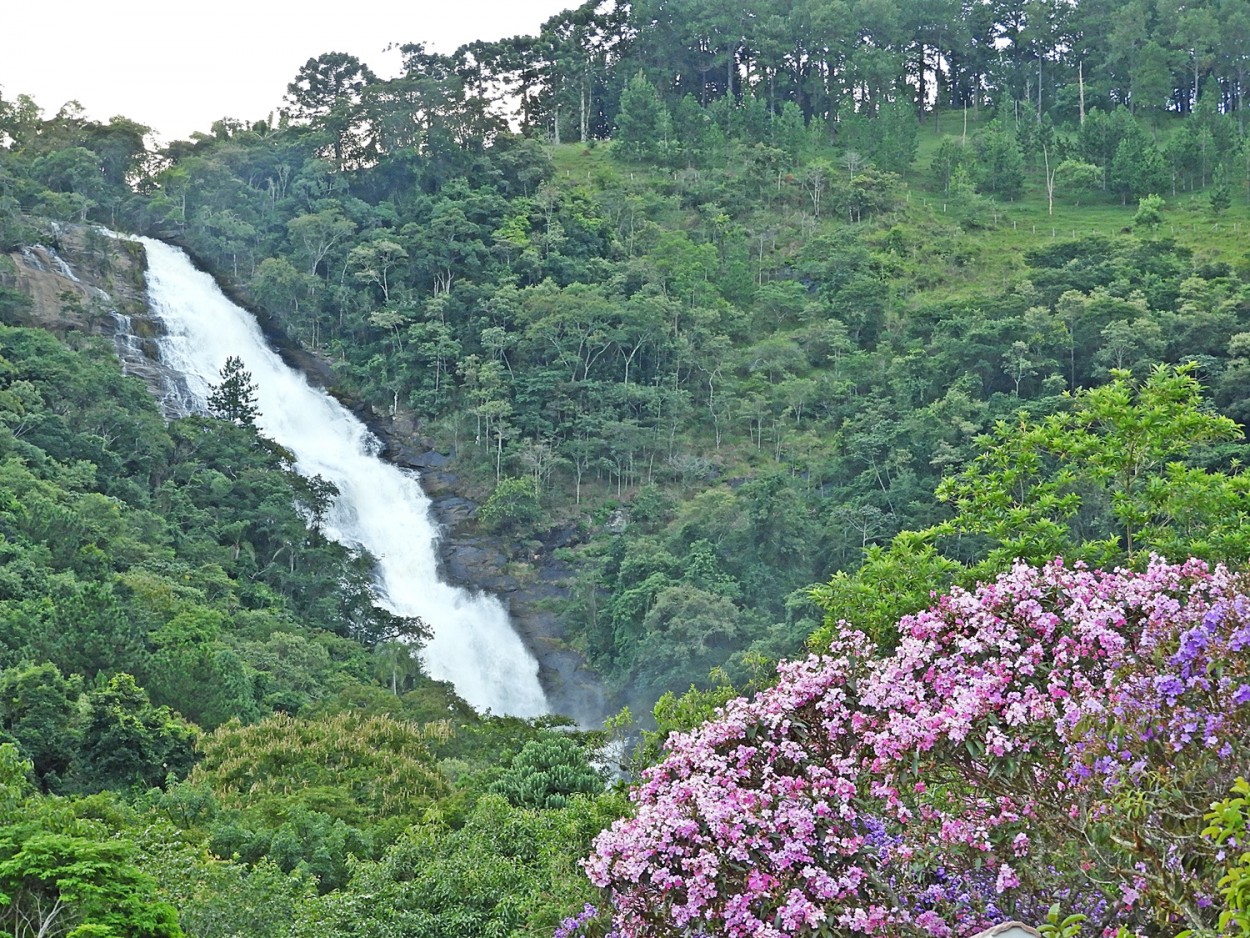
[[969, 923, 1043, 938]]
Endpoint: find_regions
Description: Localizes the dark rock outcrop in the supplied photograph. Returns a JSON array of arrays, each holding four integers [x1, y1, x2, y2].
[[382, 435, 608, 728]]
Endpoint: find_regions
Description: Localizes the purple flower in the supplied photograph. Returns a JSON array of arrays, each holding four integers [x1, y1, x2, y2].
[[1231, 624, 1250, 651], [1153, 674, 1184, 703], [554, 904, 601, 938]]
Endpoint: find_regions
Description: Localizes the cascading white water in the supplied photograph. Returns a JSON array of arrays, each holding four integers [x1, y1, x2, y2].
[[136, 237, 550, 718]]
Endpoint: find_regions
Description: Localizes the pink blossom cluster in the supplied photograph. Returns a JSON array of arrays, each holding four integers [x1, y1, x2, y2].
[[585, 558, 1250, 937]]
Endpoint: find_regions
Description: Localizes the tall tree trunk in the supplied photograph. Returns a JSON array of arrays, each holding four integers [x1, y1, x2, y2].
[[915, 43, 926, 118], [580, 71, 589, 142], [1079, 61, 1085, 123]]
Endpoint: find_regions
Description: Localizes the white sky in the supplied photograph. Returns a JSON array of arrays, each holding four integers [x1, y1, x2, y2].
[[1, 0, 576, 143]]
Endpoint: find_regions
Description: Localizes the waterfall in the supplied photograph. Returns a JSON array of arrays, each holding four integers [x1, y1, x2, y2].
[[136, 237, 550, 718]]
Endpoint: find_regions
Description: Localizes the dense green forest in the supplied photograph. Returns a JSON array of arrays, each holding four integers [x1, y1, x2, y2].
[[3, 0, 1250, 933]]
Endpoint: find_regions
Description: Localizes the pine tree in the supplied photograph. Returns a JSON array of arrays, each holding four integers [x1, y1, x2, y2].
[[207, 355, 261, 427], [1210, 171, 1233, 216], [614, 72, 671, 162]]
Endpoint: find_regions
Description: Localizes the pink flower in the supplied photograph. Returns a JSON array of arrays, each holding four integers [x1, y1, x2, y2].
[[915, 909, 952, 937], [996, 863, 1021, 893], [587, 557, 1250, 938]]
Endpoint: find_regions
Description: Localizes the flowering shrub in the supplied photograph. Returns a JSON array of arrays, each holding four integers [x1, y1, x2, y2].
[[586, 558, 1250, 937]]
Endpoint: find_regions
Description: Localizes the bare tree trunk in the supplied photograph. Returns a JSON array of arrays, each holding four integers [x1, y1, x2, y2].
[[1078, 61, 1086, 124], [1044, 144, 1056, 215], [580, 74, 589, 142]]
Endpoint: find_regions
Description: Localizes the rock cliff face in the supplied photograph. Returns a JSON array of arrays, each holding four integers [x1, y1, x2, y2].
[[4, 226, 181, 408], [377, 428, 607, 727], [3, 226, 608, 727]]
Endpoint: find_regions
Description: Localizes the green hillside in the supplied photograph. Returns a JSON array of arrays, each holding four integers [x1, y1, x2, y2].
[[2, 0, 1250, 933]]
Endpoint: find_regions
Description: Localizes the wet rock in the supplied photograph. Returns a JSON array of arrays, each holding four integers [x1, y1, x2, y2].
[[433, 532, 606, 727], [429, 495, 476, 527], [382, 440, 446, 469], [412, 450, 452, 469], [441, 541, 514, 594], [413, 468, 458, 498]]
